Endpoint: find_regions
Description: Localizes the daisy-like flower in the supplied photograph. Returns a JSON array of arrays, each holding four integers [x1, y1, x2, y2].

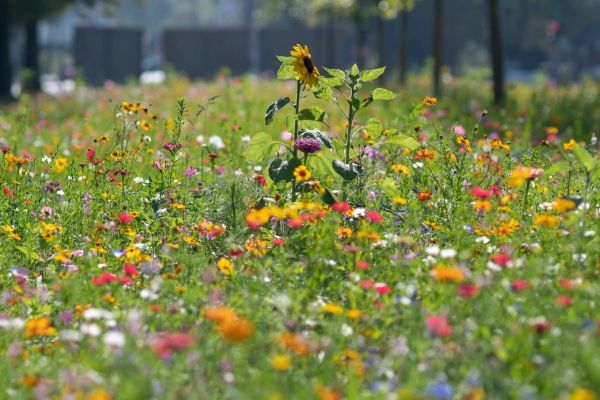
[[290, 44, 320, 87], [293, 165, 311, 182]]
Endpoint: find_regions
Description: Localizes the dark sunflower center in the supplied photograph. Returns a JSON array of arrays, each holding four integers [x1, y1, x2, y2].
[[303, 57, 314, 74]]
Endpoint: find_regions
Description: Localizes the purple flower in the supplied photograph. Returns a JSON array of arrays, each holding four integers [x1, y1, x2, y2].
[[293, 138, 321, 154], [184, 166, 197, 177]]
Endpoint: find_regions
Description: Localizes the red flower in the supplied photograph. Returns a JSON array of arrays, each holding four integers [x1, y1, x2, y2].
[[426, 315, 453, 337], [556, 295, 572, 307], [86, 148, 96, 162], [365, 211, 383, 223], [470, 187, 493, 200], [91, 272, 118, 286], [511, 279, 529, 292], [118, 212, 133, 224], [457, 284, 479, 298], [272, 238, 285, 246], [332, 201, 351, 213], [490, 253, 511, 267], [356, 260, 370, 270], [360, 280, 374, 289], [374, 282, 390, 295], [152, 332, 195, 357], [3, 187, 15, 198], [123, 264, 138, 277], [558, 278, 576, 291]]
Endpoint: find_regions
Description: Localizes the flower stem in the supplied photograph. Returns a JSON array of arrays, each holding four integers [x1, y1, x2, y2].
[[345, 87, 356, 165], [291, 80, 302, 202]]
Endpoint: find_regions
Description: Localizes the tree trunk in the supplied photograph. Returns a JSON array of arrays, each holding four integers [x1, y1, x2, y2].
[[398, 10, 409, 86], [432, 0, 443, 96], [0, 0, 12, 99], [489, 0, 505, 105], [24, 18, 41, 92]]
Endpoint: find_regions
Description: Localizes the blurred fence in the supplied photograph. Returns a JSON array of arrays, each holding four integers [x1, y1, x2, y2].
[[74, 27, 142, 85], [75, 26, 354, 84]]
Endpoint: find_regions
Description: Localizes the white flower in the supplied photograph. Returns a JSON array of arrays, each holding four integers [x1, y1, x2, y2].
[[41, 155, 52, 163], [584, 230, 595, 237], [60, 330, 82, 342], [341, 324, 353, 337], [196, 135, 205, 145], [573, 253, 587, 262], [475, 236, 490, 244], [440, 248, 457, 258], [81, 323, 101, 336], [103, 331, 126, 348], [425, 246, 440, 256], [241, 135, 251, 143], [208, 135, 225, 149]]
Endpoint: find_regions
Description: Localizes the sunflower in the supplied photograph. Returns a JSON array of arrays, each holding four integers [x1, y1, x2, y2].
[[290, 44, 320, 87]]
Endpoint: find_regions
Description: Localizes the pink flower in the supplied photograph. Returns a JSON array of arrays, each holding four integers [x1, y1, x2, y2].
[[452, 124, 465, 136], [152, 332, 195, 357], [490, 253, 511, 267], [332, 201, 350, 213], [91, 272, 118, 286], [557, 295, 572, 307], [365, 211, 383, 223], [457, 284, 479, 298], [123, 264, 138, 277], [374, 282, 390, 295], [470, 187, 492, 200], [118, 212, 133, 225], [356, 260, 370, 270], [426, 315, 453, 337]]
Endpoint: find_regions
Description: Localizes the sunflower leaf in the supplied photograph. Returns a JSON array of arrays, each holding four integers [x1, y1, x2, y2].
[[298, 107, 325, 123], [332, 160, 361, 181], [372, 88, 397, 101], [360, 67, 386, 82], [268, 157, 301, 183], [573, 144, 595, 172], [276, 55, 295, 63], [265, 97, 291, 125], [277, 63, 296, 80], [247, 132, 278, 163]]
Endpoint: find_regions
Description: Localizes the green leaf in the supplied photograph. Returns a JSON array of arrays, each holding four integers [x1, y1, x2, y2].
[[310, 149, 338, 177], [573, 144, 595, 172], [312, 82, 334, 101], [15, 245, 42, 261], [277, 63, 296, 80], [360, 67, 386, 82], [268, 157, 301, 183], [322, 67, 345, 87], [320, 187, 336, 205], [332, 160, 362, 181], [350, 64, 360, 78], [380, 134, 420, 151], [265, 97, 290, 126], [380, 177, 397, 198], [372, 88, 397, 101], [246, 132, 278, 163], [545, 161, 570, 176], [298, 107, 325, 123], [276, 55, 295, 63], [298, 128, 334, 150], [365, 118, 383, 135]]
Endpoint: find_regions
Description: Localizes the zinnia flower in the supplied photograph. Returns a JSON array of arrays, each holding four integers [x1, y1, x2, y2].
[[290, 44, 320, 87], [293, 138, 322, 154]]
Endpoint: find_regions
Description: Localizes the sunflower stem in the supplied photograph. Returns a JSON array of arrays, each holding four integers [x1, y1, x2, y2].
[[345, 86, 356, 165], [291, 80, 302, 202]]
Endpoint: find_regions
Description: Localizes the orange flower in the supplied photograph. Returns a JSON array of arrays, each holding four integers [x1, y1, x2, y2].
[[278, 332, 310, 356], [203, 307, 238, 324], [418, 191, 432, 202], [24, 316, 57, 338], [431, 266, 464, 283], [422, 96, 438, 106], [217, 317, 254, 342], [415, 148, 436, 160]]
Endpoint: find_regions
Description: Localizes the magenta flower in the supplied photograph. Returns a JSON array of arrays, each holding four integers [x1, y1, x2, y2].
[[293, 138, 321, 154]]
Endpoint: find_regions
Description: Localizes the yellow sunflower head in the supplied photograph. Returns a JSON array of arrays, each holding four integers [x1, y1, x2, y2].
[[290, 44, 320, 87]]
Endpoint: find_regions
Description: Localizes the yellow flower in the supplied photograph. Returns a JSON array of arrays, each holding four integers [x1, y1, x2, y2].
[[563, 139, 576, 151], [474, 200, 492, 213], [290, 44, 320, 87], [391, 164, 410, 175], [293, 165, 311, 182], [534, 213, 560, 228], [422, 96, 437, 106], [217, 257, 233, 276], [321, 304, 343, 315], [570, 388, 597, 400], [139, 120, 152, 131], [347, 309, 362, 321], [270, 354, 292, 371], [171, 202, 186, 211], [54, 157, 68, 173], [86, 388, 113, 400], [553, 198, 577, 212], [392, 197, 408, 206]]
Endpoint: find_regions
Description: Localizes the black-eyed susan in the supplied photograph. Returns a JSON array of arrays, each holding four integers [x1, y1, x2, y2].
[[293, 165, 311, 182], [290, 44, 320, 87]]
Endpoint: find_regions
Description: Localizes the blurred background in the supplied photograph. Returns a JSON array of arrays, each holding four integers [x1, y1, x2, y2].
[[0, 0, 599, 100]]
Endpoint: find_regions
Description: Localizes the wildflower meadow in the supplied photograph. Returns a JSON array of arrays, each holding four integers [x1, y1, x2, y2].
[[1, 44, 600, 400]]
